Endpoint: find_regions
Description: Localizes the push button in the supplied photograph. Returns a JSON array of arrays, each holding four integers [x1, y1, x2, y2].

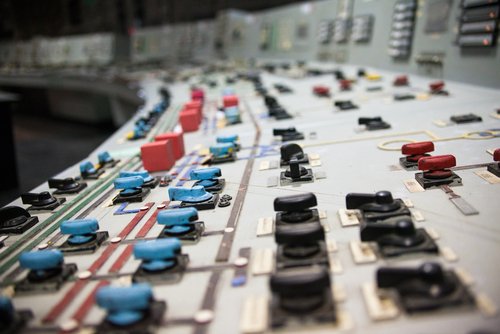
[[15, 250, 77, 294], [157, 207, 205, 242], [132, 239, 189, 284], [95, 283, 166, 333]]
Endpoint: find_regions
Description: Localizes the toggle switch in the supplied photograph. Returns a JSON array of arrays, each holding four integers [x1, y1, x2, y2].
[[450, 113, 482, 124], [429, 81, 449, 95], [376, 262, 475, 313], [346, 190, 411, 222], [280, 159, 313, 185], [273, 127, 304, 142], [0, 206, 39, 234], [95, 283, 166, 333], [358, 117, 391, 131], [21, 191, 66, 212], [357, 68, 366, 77], [280, 143, 309, 166], [487, 148, 500, 177], [264, 95, 280, 109], [119, 170, 159, 188], [80, 161, 104, 180], [334, 100, 358, 111], [15, 250, 77, 294], [0, 296, 33, 334], [274, 83, 293, 93], [58, 218, 108, 254], [97, 151, 118, 168], [168, 185, 218, 210], [334, 70, 345, 80], [313, 85, 331, 97], [190, 167, 225, 193], [113, 176, 150, 204], [393, 75, 409, 86], [223, 95, 239, 108], [48, 177, 87, 195], [400, 141, 434, 170], [360, 217, 438, 258], [393, 93, 416, 101], [274, 192, 319, 226], [270, 266, 336, 328], [216, 134, 240, 151], [275, 222, 328, 269], [157, 207, 204, 242], [133, 239, 189, 284], [339, 79, 352, 91], [415, 155, 462, 189], [209, 143, 237, 164]]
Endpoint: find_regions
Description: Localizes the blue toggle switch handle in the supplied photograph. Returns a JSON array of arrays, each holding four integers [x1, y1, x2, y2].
[[168, 186, 212, 203], [96, 283, 152, 326], [133, 238, 181, 261], [119, 170, 153, 183], [19, 250, 63, 271], [80, 161, 96, 174], [216, 134, 238, 143], [114, 176, 144, 190], [157, 207, 198, 226], [190, 167, 221, 181], [98, 151, 113, 164]]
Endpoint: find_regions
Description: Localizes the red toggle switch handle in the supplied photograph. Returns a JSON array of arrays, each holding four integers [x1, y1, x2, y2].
[[493, 148, 500, 162], [418, 154, 456, 171], [402, 141, 434, 155], [430, 81, 445, 91]]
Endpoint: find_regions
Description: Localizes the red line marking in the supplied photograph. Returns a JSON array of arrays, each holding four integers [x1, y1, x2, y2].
[[108, 244, 133, 274], [42, 203, 154, 324], [71, 280, 110, 324], [136, 201, 169, 238], [108, 201, 169, 273]]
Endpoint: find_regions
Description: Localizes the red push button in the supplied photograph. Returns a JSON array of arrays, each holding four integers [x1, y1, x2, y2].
[[393, 75, 408, 86], [141, 140, 175, 172], [155, 132, 185, 160], [313, 85, 330, 96], [418, 154, 456, 179], [223, 95, 239, 108], [179, 109, 199, 132], [191, 89, 204, 102], [430, 81, 445, 92]]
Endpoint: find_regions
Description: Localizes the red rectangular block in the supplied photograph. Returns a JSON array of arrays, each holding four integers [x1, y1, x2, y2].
[[154, 132, 185, 160], [180, 109, 199, 132], [223, 95, 239, 108], [141, 140, 175, 172]]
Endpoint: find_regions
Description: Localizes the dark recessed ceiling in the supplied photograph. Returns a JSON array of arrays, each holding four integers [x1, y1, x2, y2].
[[0, 0, 309, 40]]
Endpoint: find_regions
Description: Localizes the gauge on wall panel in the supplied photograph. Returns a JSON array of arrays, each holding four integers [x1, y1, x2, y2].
[[388, 0, 417, 59], [457, 2, 499, 48], [352, 15, 374, 43]]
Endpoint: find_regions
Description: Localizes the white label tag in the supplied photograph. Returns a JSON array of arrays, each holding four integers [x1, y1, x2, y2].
[[338, 209, 360, 227], [256, 217, 274, 236], [251, 249, 274, 275], [404, 179, 425, 193]]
